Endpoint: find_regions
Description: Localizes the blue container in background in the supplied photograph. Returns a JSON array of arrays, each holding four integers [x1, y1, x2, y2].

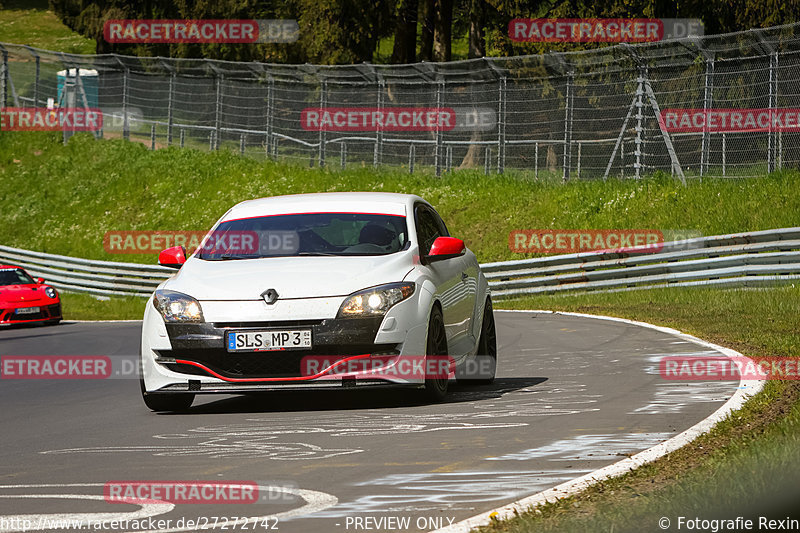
[[56, 68, 98, 108]]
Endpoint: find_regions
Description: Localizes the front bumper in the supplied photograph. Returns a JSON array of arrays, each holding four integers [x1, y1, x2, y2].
[[0, 302, 61, 325], [156, 317, 396, 380]]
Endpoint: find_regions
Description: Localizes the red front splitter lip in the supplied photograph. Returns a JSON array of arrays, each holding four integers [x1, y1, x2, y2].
[[174, 353, 372, 383]]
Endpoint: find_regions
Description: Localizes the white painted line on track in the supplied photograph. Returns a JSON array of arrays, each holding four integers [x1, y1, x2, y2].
[[432, 309, 764, 533]]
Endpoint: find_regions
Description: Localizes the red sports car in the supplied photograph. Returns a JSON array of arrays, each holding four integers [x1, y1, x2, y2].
[[0, 265, 62, 326]]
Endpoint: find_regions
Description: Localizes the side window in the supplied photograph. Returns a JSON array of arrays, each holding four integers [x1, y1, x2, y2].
[[415, 205, 444, 255]]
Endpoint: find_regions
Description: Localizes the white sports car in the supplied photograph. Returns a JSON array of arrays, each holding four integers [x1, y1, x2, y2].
[[140, 192, 496, 411]]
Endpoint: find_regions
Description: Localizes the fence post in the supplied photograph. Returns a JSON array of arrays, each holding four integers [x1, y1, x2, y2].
[[634, 67, 645, 180], [374, 77, 384, 168], [485, 146, 491, 175], [562, 70, 574, 182], [576, 141, 581, 179], [22, 46, 41, 107], [319, 77, 327, 167], [409, 143, 415, 174], [497, 75, 506, 174], [240, 133, 246, 155], [167, 70, 175, 146], [534, 142, 538, 179], [265, 76, 274, 159], [0, 48, 8, 109], [768, 51, 778, 173], [340, 141, 347, 169], [722, 133, 726, 177], [118, 60, 130, 141], [700, 55, 714, 176], [446, 145, 452, 172], [210, 65, 225, 150], [435, 78, 444, 177], [180, 128, 185, 148]]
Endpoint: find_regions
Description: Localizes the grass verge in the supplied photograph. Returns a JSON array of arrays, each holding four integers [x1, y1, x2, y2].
[[2, 132, 800, 266], [0, 0, 95, 54], [58, 292, 147, 321], [484, 285, 800, 532]]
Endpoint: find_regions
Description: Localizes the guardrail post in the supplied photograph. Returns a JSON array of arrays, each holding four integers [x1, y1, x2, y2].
[[485, 146, 491, 175], [340, 141, 347, 168], [534, 142, 538, 179], [209, 130, 215, 151], [150, 123, 156, 149], [240, 133, 246, 155], [497, 75, 506, 174], [374, 77, 384, 168], [435, 78, 444, 177], [180, 128, 185, 148], [562, 70, 574, 182], [576, 141, 581, 179], [409, 143, 415, 173], [319, 77, 327, 167]]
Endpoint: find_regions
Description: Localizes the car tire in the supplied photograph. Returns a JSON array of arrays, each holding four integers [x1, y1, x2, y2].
[[457, 298, 497, 385], [423, 305, 449, 402], [139, 358, 194, 412], [142, 392, 194, 412]]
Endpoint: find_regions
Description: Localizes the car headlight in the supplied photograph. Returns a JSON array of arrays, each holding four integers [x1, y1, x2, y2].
[[337, 283, 415, 318], [153, 289, 205, 322], [44, 287, 57, 299]]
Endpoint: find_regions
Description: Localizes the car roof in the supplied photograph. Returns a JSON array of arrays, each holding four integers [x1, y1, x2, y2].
[[0, 265, 25, 270], [222, 192, 429, 222]]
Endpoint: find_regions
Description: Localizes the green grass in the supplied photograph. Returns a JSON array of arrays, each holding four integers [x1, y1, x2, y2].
[[2, 132, 800, 268], [485, 286, 800, 532], [0, 0, 95, 54], [59, 292, 147, 321]]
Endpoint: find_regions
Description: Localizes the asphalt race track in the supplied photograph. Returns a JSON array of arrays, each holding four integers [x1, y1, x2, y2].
[[0, 311, 740, 533]]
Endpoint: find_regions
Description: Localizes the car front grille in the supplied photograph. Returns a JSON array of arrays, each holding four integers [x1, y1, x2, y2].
[[157, 344, 396, 379]]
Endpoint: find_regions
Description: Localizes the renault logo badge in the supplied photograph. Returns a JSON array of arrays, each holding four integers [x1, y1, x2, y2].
[[261, 288, 279, 305]]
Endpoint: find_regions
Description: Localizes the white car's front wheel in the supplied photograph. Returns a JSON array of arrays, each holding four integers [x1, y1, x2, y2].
[[424, 305, 449, 402]]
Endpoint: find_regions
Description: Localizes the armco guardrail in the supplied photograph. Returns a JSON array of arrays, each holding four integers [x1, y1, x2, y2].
[[1, 228, 799, 299], [0, 245, 172, 297], [483, 227, 800, 298]]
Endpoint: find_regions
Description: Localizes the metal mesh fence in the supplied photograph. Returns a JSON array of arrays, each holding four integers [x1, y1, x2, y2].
[[2, 22, 800, 179]]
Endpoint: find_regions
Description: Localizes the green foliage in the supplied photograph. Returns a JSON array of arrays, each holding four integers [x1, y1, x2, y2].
[[1, 132, 799, 266]]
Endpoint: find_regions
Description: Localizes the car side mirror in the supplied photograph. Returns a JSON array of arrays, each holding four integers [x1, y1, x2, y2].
[[424, 237, 465, 264], [36, 277, 46, 284], [159, 246, 187, 269]]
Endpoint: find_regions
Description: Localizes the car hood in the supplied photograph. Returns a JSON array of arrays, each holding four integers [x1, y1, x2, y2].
[[0, 284, 48, 304], [164, 253, 415, 300]]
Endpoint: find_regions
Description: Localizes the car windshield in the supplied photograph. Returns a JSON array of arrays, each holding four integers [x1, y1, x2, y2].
[[196, 212, 408, 260], [0, 268, 34, 286]]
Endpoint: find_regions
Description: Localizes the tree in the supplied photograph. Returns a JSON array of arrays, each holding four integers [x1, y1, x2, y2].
[[391, 0, 419, 63]]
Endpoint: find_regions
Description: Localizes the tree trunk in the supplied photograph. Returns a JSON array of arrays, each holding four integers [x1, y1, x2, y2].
[[391, 0, 419, 64], [432, 0, 453, 62], [419, 0, 435, 61], [468, 0, 485, 59]]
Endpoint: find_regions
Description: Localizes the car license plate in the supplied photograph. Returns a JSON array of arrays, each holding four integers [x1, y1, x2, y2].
[[15, 307, 40, 315], [227, 330, 312, 352]]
